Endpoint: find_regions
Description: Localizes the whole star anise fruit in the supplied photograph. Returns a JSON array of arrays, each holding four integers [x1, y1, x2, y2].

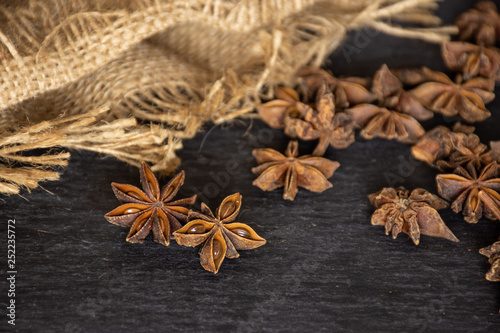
[[251, 140, 340, 201], [410, 68, 495, 123], [455, 1, 500, 46], [369, 187, 458, 245], [479, 241, 500, 281], [436, 162, 500, 223], [442, 42, 500, 81], [297, 66, 375, 107], [173, 193, 266, 274], [256, 86, 308, 129], [436, 132, 496, 171], [411, 123, 475, 167], [346, 65, 430, 144], [284, 80, 355, 155], [105, 162, 196, 246]]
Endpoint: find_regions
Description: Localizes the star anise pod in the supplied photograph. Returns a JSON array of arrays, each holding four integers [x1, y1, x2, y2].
[[442, 41, 500, 81], [479, 240, 500, 281], [455, 1, 500, 46], [436, 162, 500, 223], [173, 193, 266, 274], [411, 123, 476, 167], [284, 80, 356, 155], [346, 104, 425, 143], [372, 64, 433, 120], [298, 66, 375, 107], [105, 162, 196, 246], [410, 68, 495, 123], [369, 187, 458, 245], [436, 132, 495, 171], [251, 140, 340, 201], [256, 86, 308, 129]]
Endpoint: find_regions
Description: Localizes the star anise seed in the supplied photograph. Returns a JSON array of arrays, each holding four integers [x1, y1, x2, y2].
[[173, 193, 266, 274], [252, 140, 340, 201], [369, 187, 458, 245], [436, 162, 500, 223], [105, 162, 196, 246]]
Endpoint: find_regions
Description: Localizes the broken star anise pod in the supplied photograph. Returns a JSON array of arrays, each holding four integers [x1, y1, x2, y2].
[[479, 240, 500, 282], [410, 68, 495, 123], [173, 193, 266, 274], [251, 140, 340, 201], [105, 162, 196, 246], [284, 80, 355, 155], [442, 41, 500, 81], [436, 162, 500, 223], [369, 187, 458, 245], [455, 1, 500, 47], [297, 66, 375, 107]]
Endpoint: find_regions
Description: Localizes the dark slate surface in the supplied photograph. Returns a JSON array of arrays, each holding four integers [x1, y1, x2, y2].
[[2, 0, 500, 332]]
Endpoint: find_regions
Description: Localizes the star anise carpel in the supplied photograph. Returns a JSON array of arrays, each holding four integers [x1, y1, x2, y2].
[[479, 241, 500, 281], [105, 161, 196, 246], [409, 67, 495, 123], [173, 193, 266, 274], [455, 1, 500, 47], [251, 140, 340, 201], [369, 187, 458, 245], [436, 162, 500, 223]]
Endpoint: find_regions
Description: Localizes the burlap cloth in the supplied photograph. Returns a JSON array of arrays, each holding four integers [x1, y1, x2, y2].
[[0, 0, 455, 195]]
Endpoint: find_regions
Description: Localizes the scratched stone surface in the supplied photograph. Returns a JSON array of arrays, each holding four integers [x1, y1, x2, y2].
[[2, 0, 500, 332]]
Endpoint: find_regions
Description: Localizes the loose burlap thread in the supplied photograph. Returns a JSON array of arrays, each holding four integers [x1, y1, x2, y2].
[[0, 0, 456, 195]]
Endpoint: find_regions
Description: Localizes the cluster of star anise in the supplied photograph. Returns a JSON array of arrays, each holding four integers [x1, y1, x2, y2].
[[105, 162, 266, 274]]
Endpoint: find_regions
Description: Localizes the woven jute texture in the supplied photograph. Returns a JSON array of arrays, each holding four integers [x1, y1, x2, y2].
[[0, 0, 455, 195]]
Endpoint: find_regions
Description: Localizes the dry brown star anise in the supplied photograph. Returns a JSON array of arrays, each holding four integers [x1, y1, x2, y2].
[[346, 104, 425, 143], [105, 162, 196, 246], [284, 80, 355, 155], [442, 41, 500, 81], [173, 193, 266, 274], [256, 86, 308, 129], [372, 64, 433, 120], [455, 1, 500, 47], [251, 140, 340, 201], [346, 65, 431, 144], [479, 241, 500, 281], [436, 162, 500, 223], [298, 66, 375, 107], [369, 187, 458, 245], [411, 123, 475, 167], [410, 68, 495, 123], [435, 132, 496, 171]]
